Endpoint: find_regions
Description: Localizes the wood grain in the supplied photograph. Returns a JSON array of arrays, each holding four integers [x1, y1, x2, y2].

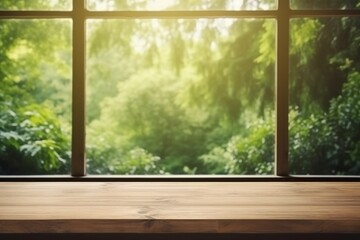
[[0, 182, 359, 233]]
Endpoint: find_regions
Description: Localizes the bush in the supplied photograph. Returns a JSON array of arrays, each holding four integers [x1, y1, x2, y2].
[[0, 101, 70, 174], [202, 114, 274, 175], [87, 146, 165, 175], [289, 72, 360, 174]]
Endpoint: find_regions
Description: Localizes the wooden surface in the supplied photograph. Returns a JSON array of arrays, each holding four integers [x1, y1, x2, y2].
[[0, 182, 359, 233]]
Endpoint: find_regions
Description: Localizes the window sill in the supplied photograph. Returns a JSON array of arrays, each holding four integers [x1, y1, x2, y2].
[[0, 182, 359, 234]]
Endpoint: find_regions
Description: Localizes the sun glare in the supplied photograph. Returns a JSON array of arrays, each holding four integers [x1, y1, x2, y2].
[[145, 0, 175, 10], [88, 0, 274, 11]]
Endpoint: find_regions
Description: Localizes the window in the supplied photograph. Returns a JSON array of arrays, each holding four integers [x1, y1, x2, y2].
[[0, 0, 359, 178]]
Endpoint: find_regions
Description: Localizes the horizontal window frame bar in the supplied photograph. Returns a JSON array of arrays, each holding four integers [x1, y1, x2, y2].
[[0, 9, 359, 19], [0, 175, 359, 182], [85, 10, 278, 18], [0, 11, 73, 18]]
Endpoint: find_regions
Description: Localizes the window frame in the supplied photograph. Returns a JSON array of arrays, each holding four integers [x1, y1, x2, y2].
[[0, 0, 359, 181]]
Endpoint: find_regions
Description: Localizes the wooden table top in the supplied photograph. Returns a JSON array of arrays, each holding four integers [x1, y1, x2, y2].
[[0, 182, 359, 233]]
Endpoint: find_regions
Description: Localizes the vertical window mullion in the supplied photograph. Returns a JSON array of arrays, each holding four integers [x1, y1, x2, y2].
[[71, 0, 86, 176], [275, 0, 290, 176]]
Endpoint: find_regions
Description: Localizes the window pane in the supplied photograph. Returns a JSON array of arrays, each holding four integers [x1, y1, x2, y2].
[[0, 0, 72, 10], [289, 17, 360, 175], [0, 19, 72, 175], [87, 0, 277, 11], [86, 18, 275, 175], [290, 0, 360, 10]]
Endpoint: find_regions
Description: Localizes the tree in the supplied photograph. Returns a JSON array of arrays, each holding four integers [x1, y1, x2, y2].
[[87, 69, 210, 173]]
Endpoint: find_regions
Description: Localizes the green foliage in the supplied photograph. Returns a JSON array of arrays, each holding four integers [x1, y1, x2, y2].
[[0, 12, 71, 174], [76, 3, 360, 175], [187, 19, 275, 122], [87, 147, 164, 175], [0, 0, 70, 10], [0, 102, 70, 174], [203, 72, 360, 175], [290, 15, 360, 113], [87, 69, 210, 174], [290, 72, 360, 174], [201, 112, 274, 175], [290, 0, 360, 9], [86, 46, 135, 122]]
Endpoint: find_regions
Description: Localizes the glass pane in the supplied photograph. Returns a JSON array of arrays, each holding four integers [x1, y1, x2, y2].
[[86, 18, 275, 175], [289, 17, 360, 175], [87, 0, 277, 11], [291, 0, 360, 10], [0, 0, 72, 10], [0, 19, 72, 175]]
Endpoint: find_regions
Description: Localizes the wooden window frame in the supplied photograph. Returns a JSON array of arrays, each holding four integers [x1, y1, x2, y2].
[[0, 0, 359, 181]]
